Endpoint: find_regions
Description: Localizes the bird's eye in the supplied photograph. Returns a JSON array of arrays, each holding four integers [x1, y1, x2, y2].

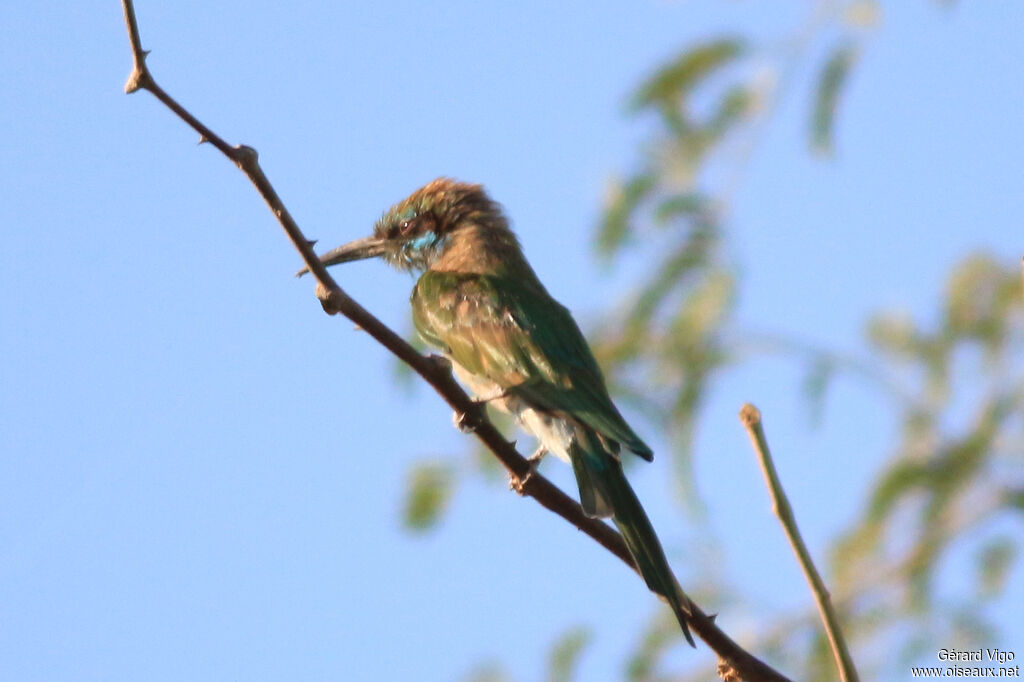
[[399, 220, 415, 235]]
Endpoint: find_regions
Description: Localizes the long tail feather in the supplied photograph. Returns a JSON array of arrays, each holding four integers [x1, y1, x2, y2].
[[569, 435, 695, 646]]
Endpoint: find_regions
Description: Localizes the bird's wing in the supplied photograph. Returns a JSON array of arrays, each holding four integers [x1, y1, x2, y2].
[[412, 270, 652, 460]]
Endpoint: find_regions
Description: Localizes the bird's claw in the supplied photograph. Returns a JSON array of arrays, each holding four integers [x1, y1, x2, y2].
[[509, 447, 547, 495]]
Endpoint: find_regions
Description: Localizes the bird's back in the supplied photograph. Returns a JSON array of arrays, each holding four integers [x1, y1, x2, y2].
[[411, 268, 653, 461]]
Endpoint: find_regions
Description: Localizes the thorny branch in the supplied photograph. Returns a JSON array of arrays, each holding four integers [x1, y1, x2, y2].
[[119, 2, 790, 679]]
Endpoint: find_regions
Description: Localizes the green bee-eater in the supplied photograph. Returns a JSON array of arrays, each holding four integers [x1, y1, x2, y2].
[[305, 178, 694, 644]]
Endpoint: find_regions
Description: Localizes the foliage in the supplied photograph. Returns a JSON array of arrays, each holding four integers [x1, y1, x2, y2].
[[547, 626, 592, 682], [403, 1, 1021, 679], [825, 255, 1023, 675], [584, 0, 1023, 677], [811, 43, 858, 156], [591, 31, 750, 500], [403, 460, 457, 531]]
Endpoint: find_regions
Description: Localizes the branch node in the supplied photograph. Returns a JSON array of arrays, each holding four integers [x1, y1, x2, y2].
[[232, 144, 259, 169], [124, 66, 150, 94], [315, 283, 341, 315], [424, 353, 453, 378]]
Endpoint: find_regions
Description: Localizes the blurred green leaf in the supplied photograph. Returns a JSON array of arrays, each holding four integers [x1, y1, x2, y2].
[[463, 661, 512, 682], [631, 38, 746, 112], [1005, 488, 1024, 511], [547, 626, 591, 682], [802, 356, 835, 427], [811, 43, 858, 154], [653, 192, 709, 225], [900, 632, 935, 666], [626, 611, 676, 681], [707, 85, 755, 138], [950, 607, 996, 647], [597, 173, 657, 257], [806, 627, 840, 682], [627, 224, 720, 333], [669, 268, 733, 344], [866, 311, 918, 357], [905, 527, 943, 609], [403, 461, 457, 531], [976, 537, 1015, 599], [943, 254, 1021, 355], [865, 459, 930, 523]]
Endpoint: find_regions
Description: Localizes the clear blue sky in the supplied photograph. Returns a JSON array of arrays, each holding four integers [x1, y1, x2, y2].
[[2, 2, 1021, 680]]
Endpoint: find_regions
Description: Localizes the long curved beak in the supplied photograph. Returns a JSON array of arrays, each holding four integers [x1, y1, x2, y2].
[[295, 234, 389, 277]]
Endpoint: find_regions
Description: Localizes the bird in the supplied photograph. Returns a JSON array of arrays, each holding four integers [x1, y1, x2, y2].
[[303, 177, 694, 645]]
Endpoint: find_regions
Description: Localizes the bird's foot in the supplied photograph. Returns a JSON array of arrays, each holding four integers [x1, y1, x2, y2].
[[452, 388, 510, 433], [509, 447, 547, 495]]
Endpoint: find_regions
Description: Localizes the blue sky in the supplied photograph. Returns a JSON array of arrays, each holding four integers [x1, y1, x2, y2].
[[2, 2, 1021, 680]]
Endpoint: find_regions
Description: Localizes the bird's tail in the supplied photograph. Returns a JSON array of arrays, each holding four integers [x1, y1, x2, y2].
[[569, 434, 695, 647]]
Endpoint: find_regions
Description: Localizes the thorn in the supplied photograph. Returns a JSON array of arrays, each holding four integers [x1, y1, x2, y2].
[[451, 398, 488, 434], [306, 239, 318, 248], [452, 408, 478, 434], [197, 134, 210, 145], [141, 49, 151, 59], [352, 324, 363, 332], [124, 67, 148, 94], [708, 612, 718, 623]]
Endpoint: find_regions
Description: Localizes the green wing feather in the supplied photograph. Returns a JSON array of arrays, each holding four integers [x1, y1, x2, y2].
[[414, 270, 694, 645], [411, 270, 652, 460]]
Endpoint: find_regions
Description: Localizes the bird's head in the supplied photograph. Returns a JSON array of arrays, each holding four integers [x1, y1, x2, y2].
[[299, 178, 511, 276]]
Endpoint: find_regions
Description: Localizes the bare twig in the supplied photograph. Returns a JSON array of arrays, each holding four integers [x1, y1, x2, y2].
[[739, 403, 858, 682], [118, 3, 790, 679]]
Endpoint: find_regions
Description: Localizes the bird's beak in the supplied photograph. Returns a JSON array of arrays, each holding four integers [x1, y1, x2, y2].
[[295, 234, 388, 277]]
